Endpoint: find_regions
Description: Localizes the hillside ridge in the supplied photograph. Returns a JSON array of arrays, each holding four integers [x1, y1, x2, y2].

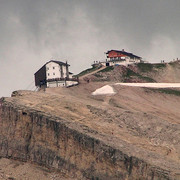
[[0, 61, 180, 179], [78, 61, 180, 83]]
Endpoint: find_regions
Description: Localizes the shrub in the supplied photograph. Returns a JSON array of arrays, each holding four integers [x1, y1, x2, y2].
[[137, 63, 153, 72], [153, 63, 166, 69], [98, 66, 114, 73], [147, 88, 180, 96], [124, 68, 156, 82], [77, 66, 98, 77]]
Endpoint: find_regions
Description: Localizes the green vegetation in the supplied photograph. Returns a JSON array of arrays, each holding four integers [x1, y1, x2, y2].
[[153, 63, 166, 69], [76, 66, 100, 77], [147, 88, 180, 96], [137, 63, 166, 72], [124, 69, 156, 82], [126, 69, 137, 77], [137, 63, 153, 72], [93, 66, 114, 81], [98, 66, 114, 73], [138, 76, 156, 82], [94, 73, 103, 77]]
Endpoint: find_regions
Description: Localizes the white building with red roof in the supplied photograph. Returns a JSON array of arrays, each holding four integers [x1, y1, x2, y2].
[[93, 49, 143, 67]]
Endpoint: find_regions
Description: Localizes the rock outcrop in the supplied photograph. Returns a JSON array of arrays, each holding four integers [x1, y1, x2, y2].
[[0, 92, 179, 180]]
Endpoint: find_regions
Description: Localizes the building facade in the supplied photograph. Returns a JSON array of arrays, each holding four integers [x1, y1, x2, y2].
[[34, 60, 78, 88], [93, 49, 143, 67]]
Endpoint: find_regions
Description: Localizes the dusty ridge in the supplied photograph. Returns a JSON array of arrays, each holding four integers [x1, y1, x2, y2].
[[0, 82, 180, 179]]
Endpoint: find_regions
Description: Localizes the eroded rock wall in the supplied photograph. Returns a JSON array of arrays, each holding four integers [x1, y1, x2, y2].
[[0, 98, 174, 179]]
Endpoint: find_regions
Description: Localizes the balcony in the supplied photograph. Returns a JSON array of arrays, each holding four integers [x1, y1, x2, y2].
[[46, 77, 79, 82]]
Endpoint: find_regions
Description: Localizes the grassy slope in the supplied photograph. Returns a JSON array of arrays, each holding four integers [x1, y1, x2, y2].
[[76, 65, 102, 77], [146, 88, 180, 96], [77, 61, 180, 83], [92, 63, 166, 82]]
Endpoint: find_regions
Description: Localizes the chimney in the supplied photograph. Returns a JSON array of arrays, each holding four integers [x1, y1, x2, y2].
[[65, 61, 69, 78], [122, 49, 125, 52]]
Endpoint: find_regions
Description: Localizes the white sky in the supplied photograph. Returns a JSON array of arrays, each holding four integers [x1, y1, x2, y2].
[[1, 0, 180, 97]]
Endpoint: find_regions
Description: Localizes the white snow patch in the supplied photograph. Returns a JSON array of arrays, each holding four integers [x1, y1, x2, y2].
[[115, 83, 180, 88], [92, 85, 116, 95]]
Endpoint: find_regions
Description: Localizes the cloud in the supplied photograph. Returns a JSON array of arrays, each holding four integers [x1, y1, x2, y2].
[[0, 0, 180, 97], [147, 34, 178, 62]]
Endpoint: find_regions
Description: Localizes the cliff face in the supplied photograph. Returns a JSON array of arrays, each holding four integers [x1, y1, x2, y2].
[[0, 98, 177, 180]]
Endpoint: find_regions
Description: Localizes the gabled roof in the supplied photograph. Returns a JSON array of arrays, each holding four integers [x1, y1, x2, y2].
[[34, 60, 70, 75], [106, 50, 141, 59], [47, 60, 70, 66]]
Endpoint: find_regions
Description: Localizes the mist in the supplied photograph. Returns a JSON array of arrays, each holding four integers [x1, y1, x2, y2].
[[1, 0, 180, 97]]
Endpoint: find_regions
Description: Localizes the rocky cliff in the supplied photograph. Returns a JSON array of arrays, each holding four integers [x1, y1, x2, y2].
[[0, 87, 179, 179]]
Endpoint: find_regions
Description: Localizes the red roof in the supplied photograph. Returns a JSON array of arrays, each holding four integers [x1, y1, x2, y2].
[[106, 50, 141, 59]]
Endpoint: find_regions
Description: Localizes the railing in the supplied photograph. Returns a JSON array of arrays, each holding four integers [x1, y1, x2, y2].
[[46, 77, 79, 82]]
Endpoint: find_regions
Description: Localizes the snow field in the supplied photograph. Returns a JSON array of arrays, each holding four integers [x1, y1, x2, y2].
[[92, 85, 116, 95], [92, 83, 180, 95]]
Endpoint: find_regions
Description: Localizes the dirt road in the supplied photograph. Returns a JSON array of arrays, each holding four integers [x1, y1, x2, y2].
[[79, 66, 106, 81]]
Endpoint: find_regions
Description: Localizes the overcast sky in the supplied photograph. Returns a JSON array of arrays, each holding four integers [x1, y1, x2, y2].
[[1, 0, 180, 97]]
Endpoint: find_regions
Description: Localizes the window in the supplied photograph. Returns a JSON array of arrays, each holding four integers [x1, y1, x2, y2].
[[53, 73, 55, 75], [53, 67, 55, 69], [48, 73, 50, 76], [47, 67, 49, 70]]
